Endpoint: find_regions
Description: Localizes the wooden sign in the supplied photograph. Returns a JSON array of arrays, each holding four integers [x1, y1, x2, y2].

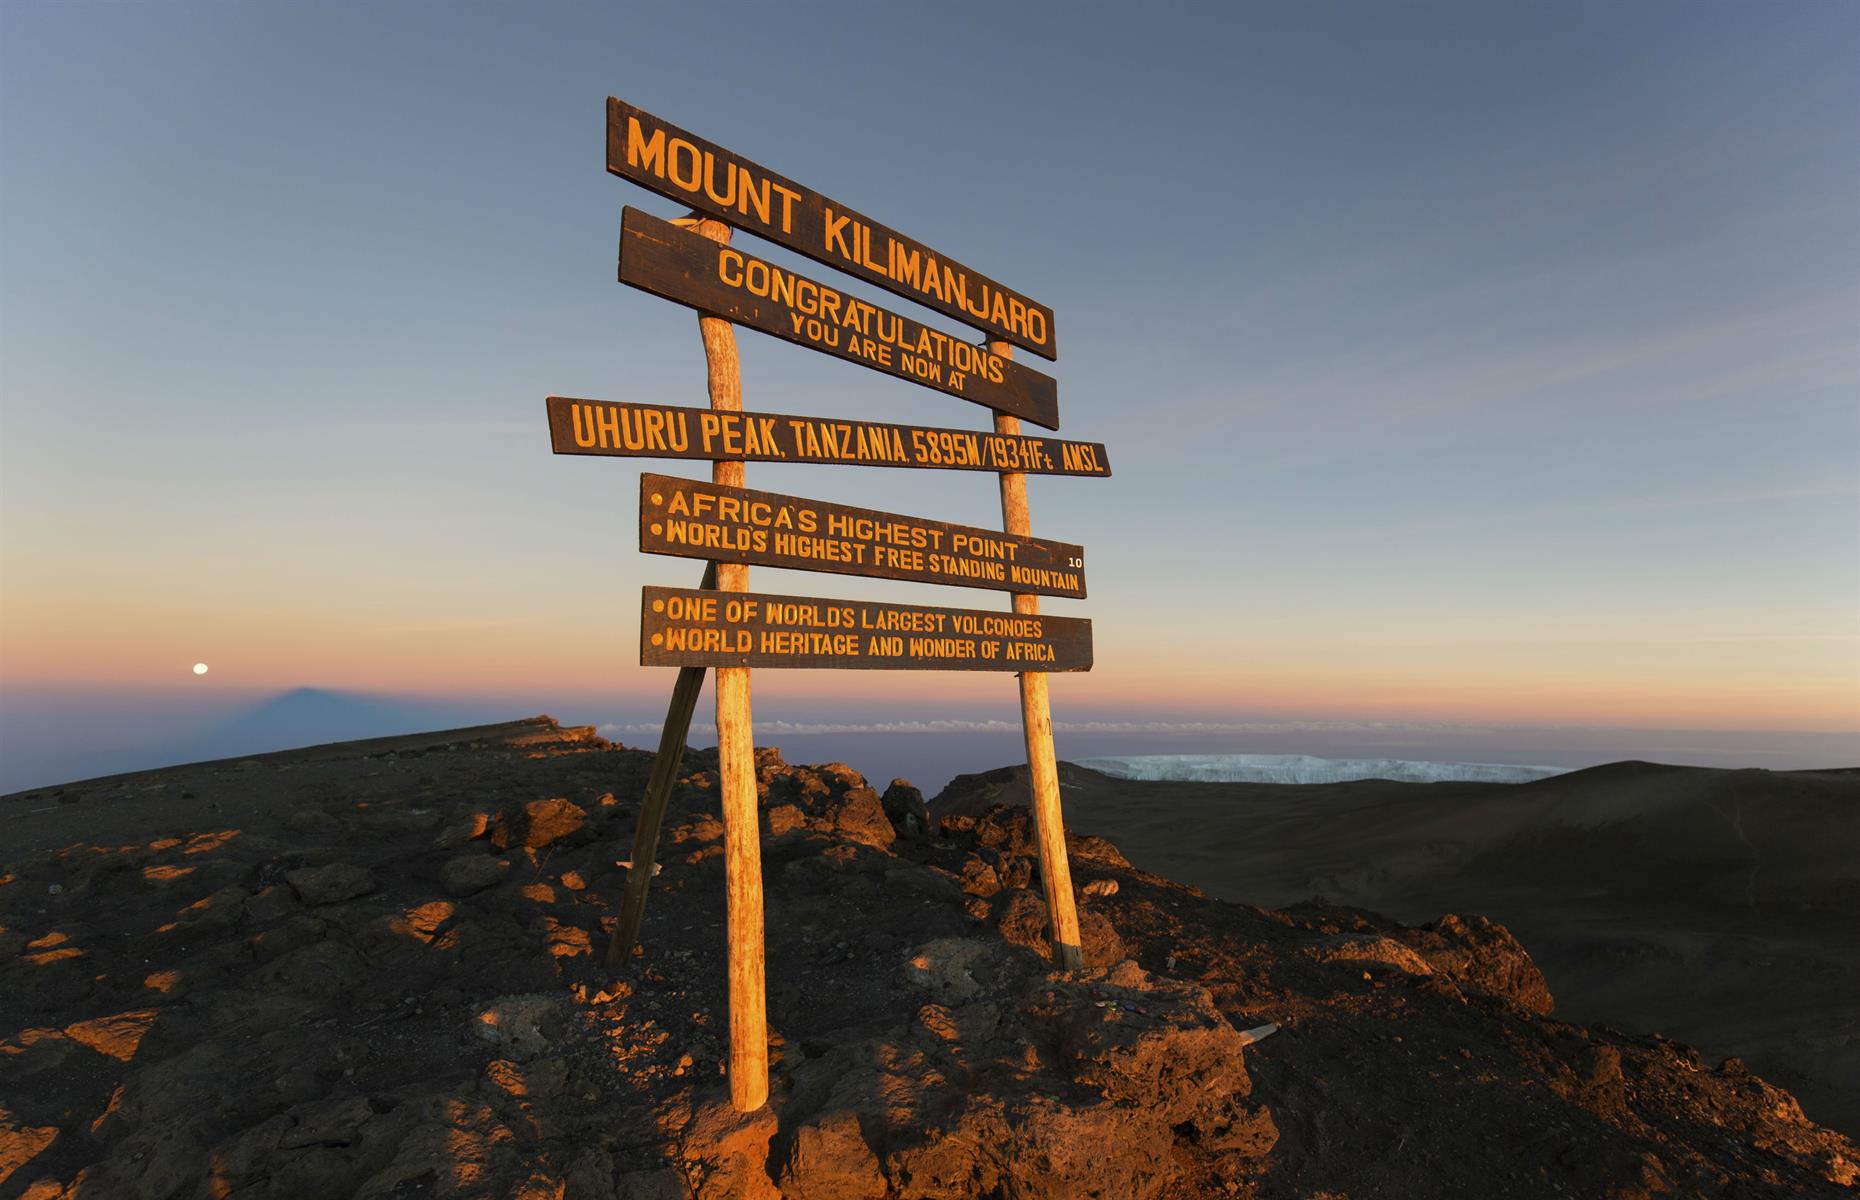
[[547, 398, 1110, 477], [585, 97, 1098, 1117], [607, 99, 1057, 360], [619, 208, 1059, 430], [639, 473, 1087, 598], [641, 585, 1093, 672]]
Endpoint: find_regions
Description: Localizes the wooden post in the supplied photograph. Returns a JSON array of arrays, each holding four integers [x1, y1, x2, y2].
[[689, 215, 769, 1112], [990, 339, 1085, 972], [605, 561, 715, 971]]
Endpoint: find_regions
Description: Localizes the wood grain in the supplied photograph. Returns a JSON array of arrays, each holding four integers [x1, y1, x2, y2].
[[992, 339, 1084, 973], [687, 216, 769, 1113]]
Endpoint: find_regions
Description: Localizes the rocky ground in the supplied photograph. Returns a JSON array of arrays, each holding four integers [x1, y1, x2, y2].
[[2, 717, 1854, 1198], [1037, 756, 1860, 1138]]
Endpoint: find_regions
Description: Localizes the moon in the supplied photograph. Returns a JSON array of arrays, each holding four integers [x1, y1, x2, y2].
[[192, 663, 209, 676]]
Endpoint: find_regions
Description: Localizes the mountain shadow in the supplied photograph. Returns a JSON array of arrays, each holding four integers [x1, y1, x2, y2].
[[170, 687, 506, 766]]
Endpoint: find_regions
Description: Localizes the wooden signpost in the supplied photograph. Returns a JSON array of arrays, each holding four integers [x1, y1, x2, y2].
[[548, 397, 1109, 476], [620, 207, 1060, 428], [556, 98, 1104, 1112], [639, 474, 1087, 598]]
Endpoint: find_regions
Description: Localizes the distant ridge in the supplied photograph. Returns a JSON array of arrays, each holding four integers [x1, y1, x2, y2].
[[0, 717, 589, 802], [0, 688, 526, 795], [166, 687, 511, 770], [1075, 752, 1565, 785]]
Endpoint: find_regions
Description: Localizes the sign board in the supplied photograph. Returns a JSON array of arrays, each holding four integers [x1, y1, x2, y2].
[[619, 208, 1059, 429], [547, 398, 1109, 477], [641, 585, 1093, 672], [608, 99, 1057, 360], [640, 473, 1086, 598]]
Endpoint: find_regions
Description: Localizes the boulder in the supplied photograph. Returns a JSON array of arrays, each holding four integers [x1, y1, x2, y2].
[[441, 855, 509, 896], [285, 863, 375, 906], [472, 995, 567, 1062], [64, 1009, 158, 1062], [679, 1096, 780, 1200], [958, 855, 1001, 898], [1398, 913, 1555, 1014], [902, 938, 1025, 1005], [285, 807, 341, 837], [1, 1121, 59, 1191], [241, 884, 300, 924], [490, 798, 590, 851], [435, 812, 491, 850], [881, 779, 934, 839], [778, 1109, 886, 1200], [764, 803, 807, 838], [1306, 933, 1437, 977], [823, 787, 895, 851]]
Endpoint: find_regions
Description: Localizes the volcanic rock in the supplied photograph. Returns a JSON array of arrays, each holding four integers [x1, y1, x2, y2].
[[489, 797, 590, 851], [779, 1109, 887, 1200], [285, 862, 376, 906], [819, 786, 895, 851], [1398, 911, 1556, 1014], [880, 779, 933, 840], [994, 888, 1127, 968], [472, 994, 567, 1061], [435, 811, 491, 850], [441, 853, 509, 896], [2, 716, 1853, 1200]]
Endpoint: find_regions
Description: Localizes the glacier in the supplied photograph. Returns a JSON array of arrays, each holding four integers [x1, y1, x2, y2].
[[1073, 753, 1567, 786]]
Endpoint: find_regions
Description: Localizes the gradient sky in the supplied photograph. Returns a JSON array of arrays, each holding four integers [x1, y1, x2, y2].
[[2, 0, 1856, 751]]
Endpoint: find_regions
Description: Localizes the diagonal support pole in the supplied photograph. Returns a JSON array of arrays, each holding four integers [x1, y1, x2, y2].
[[606, 560, 716, 971], [991, 339, 1085, 973]]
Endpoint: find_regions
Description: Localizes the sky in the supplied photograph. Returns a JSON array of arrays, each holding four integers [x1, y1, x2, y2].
[[1, 0, 1856, 790]]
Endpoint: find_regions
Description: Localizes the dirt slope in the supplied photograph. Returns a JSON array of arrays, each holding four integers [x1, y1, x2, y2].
[[1020, 758, 1860, 1138], [2, 718, 1854, 1198]]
